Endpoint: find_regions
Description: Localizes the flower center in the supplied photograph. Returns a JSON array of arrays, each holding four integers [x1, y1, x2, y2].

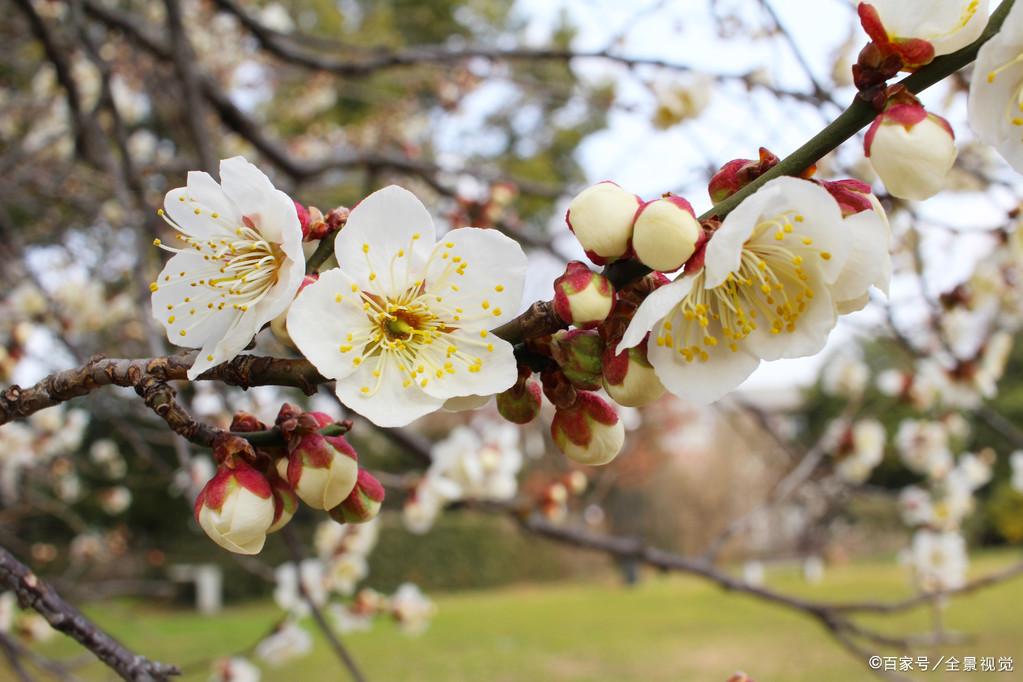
[[655, 211, 828, 363], [152, 210, 285, 346]]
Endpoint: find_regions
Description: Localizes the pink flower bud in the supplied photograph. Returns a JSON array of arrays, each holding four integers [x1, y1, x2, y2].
[[279, 408, 359, 510], [496, 374, 543, 424], [550, 329, 605, 390], [631, 195, 702, 272], [294, 200, 311, 239], [857, 3, 935, 70], [864, 103, 956, 200], [552, 261, 615, 327], [565, 181, 642, 265], [708, 148, 779, 204], [601, 336, 666, 407], [551, 392, 625, 466], [329, 469, 385, 524], [817, 179, 875, 217], [267, 474, 299, 534], [194, 458, 275, 555]]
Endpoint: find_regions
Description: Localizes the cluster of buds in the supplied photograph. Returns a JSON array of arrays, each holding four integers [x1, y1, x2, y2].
[[534, 470, 589, 523], [193, 405, 384, 555], [294, 200, 349, 242], [566, 182, 705, 274]]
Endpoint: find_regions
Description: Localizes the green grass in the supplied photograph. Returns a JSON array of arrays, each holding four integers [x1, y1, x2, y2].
[[18, 550, 1023, 681]]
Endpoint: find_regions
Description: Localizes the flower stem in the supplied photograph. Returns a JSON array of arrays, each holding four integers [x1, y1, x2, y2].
[[604, 0, 1017, 288], [304, 229, 339, 274]]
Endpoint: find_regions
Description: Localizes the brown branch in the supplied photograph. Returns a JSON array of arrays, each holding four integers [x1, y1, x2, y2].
[[280, 527, 367, 682], [0, 545, 179, 682]]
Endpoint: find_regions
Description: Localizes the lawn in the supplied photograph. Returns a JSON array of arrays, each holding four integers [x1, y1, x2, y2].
[[21, 550, 1023, 681]]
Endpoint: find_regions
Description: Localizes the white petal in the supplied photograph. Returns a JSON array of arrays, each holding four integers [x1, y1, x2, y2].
[[333, 185, 435, 295], [424, 227, 527, 327], [442, 394, 493, 412], [419, 333, 518, 401], [969, 6, 1023, 173], [287, 269, 374, 384], [744, 267, 838, 361], [617, 276, 695, 353], [647, 322, 761, 405], [334, 355, 444, 427], [828, 209, 891, 304], [151, 254, 239, 345], [219, 158, 282, 237], [870, 0, 988, 56], [164, 174, 239, 240], [704, 183, 783, 287]]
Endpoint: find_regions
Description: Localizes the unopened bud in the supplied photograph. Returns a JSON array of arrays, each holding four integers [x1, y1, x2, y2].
[[551, 392, 625, 466], [278, 408, 359, 510], [631, 196, 702, 272], [865, 103, 956, 201], [267, 474, 299, 533], [708, 148, 779, 204], [552, 261, 615, 327], [550, 329, 604, 390], [496, 374, 543, 424], [294, 200, 311, 239], [194, 454, 275, 555], [566, 182, 641, 265], [602, 336, 666, 407], [329, 469, 385, 524]]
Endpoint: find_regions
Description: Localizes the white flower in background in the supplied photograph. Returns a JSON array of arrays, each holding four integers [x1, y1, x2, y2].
[[862, 0, 988, 57], [431, 422, 523, 500], [953, 451, 994, 490], [273, 559, 327, 617], [89, 439, 126, 479], [255, 621, 312, 667], [821, 353, 870, 399], [402, 475, 460, 535], [210, 657, 261, 682], [330, 604, 374, 634], [969, 0, 1023, 172], [742, 561, 765, 586], [1010, 451, 1023, 493], [390, 583, 436, 635], [834, 419, 886, 484], [325, 554, 368, 596], [618, 177, 890, 404], [18, 613, 56, 643], [910, 529, 968, 592], [314, 517, 380, 559], [172, 455, 215, 499], [287, 186, 527, 427], [651, 73, 713, 129], [151, 157, 305, 379], [899, 486, 934, 527], [98, 487, 132, 515], [974, 330, 1013, 398], [895, 420, 953, 478]]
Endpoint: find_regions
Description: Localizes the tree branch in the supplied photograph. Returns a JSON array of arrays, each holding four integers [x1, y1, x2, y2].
[[0, 545, 179, 682]]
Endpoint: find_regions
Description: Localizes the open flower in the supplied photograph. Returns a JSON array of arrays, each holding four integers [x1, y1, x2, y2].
[[287, 186, 526, 427], [618, 177, 890, 404], [151, 157, 305, 379], [969, 0, 1023, 172]]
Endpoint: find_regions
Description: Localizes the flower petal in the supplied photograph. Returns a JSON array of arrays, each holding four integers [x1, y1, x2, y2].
[[419, 333, 518, 401], [829, 208, 891, 305], [287, 269, 374, 384], [334, 354, 445, 427], [424, 227, 527, 328], [333, 185, 435, 295], [744, 267, 838, 361], [164, 174, 238, 241], [617, 276, 695, 353], [870, 0, 987, 56], [647, 318, 761, 404]]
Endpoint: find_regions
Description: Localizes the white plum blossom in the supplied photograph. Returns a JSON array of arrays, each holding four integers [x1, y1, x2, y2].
[[864, 0, 988, 57], [209, 657, 261, 682], [895, 420, 954, 478], [821, 353, 870, 399], [390, 583, 436, 635], [255, 621, 313, 667], [273, 559, 327, 617], [833, 419, 886, 484], [969, 0, 1023, 172], [151, 157, 305, 379], [287, 186, 527, 427], [910, 529, 968, 592], [899, 486, 935, 527], [325, 554, 369, 597], [618, 177, 890, 404], [1011, 451, 1023, 493]]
